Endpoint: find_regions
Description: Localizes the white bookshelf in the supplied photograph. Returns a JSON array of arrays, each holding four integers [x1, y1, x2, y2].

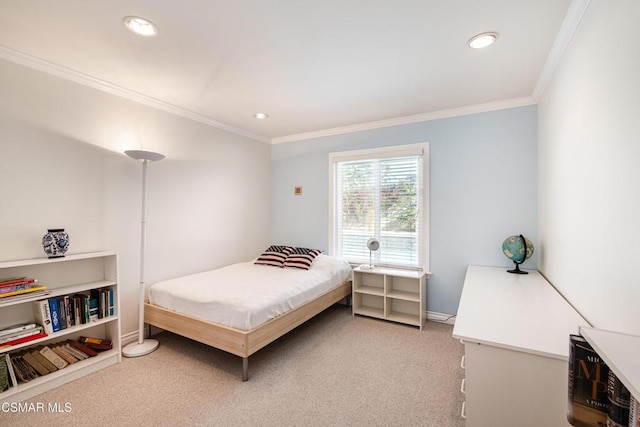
[[352, 266, 426, 329], [0, 251, 121, 402]]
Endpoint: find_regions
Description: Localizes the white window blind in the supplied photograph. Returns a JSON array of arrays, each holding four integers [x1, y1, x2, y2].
[[329, 143, 428, 269]]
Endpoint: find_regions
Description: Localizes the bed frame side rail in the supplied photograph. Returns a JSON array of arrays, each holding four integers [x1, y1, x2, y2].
[[245, 280, 352, 355], [144, 302, 249, 357]]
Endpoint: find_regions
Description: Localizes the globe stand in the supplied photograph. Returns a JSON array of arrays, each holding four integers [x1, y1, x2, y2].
[[507, 261, 528, 274]]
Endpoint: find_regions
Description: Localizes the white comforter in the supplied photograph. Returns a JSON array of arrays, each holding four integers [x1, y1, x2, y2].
[[148, 254, 352, 331]]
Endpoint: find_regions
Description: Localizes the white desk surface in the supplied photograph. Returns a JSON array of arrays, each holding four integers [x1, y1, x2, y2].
[[452, 265, 590, 360], [352, 266, 425, 279], [580, 327, 640, 399]]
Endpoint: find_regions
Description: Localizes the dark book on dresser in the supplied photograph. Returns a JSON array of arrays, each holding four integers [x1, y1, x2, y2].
[[568, 334, 609, 427], [607, 369, 631, 427]]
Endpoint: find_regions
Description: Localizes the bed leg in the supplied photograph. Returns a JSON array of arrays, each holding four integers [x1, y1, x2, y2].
[[242, 357, 249, 381]]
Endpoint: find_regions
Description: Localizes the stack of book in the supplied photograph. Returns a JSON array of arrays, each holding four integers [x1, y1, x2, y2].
[[1, 337, 110, 390], [0, 277, 48, 301], [31, 287, 115, 335], [79, 336, 113, 351], [0, 323, 47, 349]]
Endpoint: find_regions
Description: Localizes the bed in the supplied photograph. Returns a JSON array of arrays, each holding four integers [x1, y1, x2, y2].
[[144, 249, 352, 381]]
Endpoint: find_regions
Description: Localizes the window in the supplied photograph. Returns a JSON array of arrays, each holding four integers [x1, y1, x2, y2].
[[329, 143, 429, 270]]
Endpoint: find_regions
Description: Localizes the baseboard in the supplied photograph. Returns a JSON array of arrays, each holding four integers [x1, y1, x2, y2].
[[121, 325, 166, 346], [120, 330, 138, 346], [425, 310, 456, 325]]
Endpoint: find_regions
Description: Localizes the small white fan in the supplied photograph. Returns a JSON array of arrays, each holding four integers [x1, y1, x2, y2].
[[360, 238, 380, 270]]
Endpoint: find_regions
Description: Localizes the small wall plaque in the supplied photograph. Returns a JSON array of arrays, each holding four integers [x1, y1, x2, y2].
[[294, 186, 303, 196]]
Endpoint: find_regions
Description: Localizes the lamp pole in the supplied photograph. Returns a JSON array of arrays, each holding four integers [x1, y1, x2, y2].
[[122, 150, 165, 357]]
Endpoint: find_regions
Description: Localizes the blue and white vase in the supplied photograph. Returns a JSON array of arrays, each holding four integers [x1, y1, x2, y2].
[[42, 229, 69, 258]]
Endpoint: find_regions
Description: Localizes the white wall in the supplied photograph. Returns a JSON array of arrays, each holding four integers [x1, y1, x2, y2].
[[0, 118, 110, 257], [538, 0, 640, 334], [0, 60, 272, 338]]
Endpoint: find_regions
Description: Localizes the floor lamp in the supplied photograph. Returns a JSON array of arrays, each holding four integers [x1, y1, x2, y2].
[[122, 149, 165, 358]]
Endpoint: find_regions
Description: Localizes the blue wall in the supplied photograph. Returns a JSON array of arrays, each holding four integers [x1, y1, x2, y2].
[[271, 105, 537, 315]]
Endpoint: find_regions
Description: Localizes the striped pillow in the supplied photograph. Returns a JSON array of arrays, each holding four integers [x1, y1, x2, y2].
[[254, 245, 293, 267], [283, 247, 322, 270]]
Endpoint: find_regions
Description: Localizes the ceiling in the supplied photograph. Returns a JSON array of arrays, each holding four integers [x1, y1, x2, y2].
[[0, 0, 574, 144]]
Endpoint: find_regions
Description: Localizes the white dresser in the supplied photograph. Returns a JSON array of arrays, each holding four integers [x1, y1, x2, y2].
[[452, 265, 589, 427]]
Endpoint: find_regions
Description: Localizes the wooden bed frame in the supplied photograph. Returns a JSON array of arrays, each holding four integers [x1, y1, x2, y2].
[[144, 279, 352, 381]]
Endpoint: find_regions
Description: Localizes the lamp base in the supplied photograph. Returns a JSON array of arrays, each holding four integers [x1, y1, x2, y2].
[[122, 339, 159, 358]]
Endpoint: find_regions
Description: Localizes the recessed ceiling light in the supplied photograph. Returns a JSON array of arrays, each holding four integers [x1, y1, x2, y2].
[[253, 112, 269, 119], [468, 32, 498, 49], [123, 16, 157, 37]]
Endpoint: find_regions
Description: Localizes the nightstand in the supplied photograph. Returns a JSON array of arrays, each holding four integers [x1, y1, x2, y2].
[[352, 266, 426, 329]]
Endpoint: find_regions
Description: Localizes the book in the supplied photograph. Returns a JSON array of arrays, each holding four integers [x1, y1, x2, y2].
[[0, 322, 37, 337], [630, 395, 640, 427], [567, 334, 609, 427], [0, 279, 37, 295], [21, 351, 50, 376], [79, 336, 113, 351], [39, 346, 68, 370], [10, 355, 38, 383], [79, 336, 112, 346], [0, 277, 36, 288], [89, 294, 99, 322], [32, 299, 54, 334], [0, 356, 8, 392], [57, 297, 67, 330], [0, 332, 48, 349], [74, 293, 90, 324], [90, 289, 104, 319], [82, 342, 113, 351], [99, 288, 107, 318], [0, 290, 51, 304], [0, 285, 49, 299], [70, 295, 81, 325], [0, 326, 44, 344], [30, 349, 57, 373], [78, 337, 112, 351], [48, 297, 61, 332], [107, 288, 114, 316], [63, 295, 73, 327], [69, 340, 98, 357], [63, 343, 89, 360], [5, 353, 18, 387], [0, 276, 25, 285], [0, 282, 34, 295], [51, 345, 78, 364], [606, 369, 630, 427]]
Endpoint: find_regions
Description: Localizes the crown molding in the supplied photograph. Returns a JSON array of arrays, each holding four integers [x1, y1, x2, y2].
[[533, 0, 592, 101], [0, 0, 587, 149], [0, 44, 271, 143], [271, 96, 536, 144]]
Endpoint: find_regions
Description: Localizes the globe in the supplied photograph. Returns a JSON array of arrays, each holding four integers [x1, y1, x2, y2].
[[502, 234, 534, 274]]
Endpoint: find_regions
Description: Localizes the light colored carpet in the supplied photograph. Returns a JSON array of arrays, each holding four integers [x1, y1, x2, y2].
[[3, 305, 466, 426]]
